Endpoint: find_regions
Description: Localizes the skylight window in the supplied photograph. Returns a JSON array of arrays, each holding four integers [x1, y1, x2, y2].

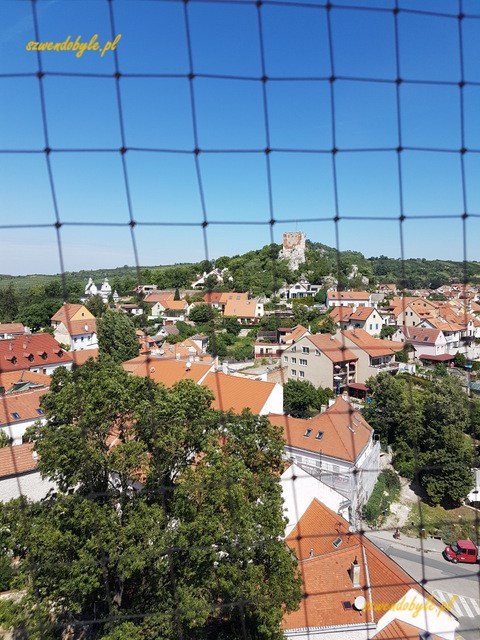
[[304, 428, 312, 437], [11, 412, 21, 420], [332, 537, 343, 548], [315, 431, 324, 440], [36, 409, 44, 416]]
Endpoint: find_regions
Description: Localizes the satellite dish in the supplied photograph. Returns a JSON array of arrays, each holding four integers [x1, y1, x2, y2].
[[354, 596, 366, 611]]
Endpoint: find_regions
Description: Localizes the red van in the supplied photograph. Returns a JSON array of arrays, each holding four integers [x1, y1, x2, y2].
[[443, 539, 480, 564]]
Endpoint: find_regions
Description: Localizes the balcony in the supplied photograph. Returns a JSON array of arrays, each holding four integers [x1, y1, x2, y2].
[[371, 361, 399, 372]]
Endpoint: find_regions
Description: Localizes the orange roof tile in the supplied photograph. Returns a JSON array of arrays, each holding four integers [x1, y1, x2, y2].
[[0, 371, 50, 392], [349, 306, 379, 321], [64, 318, 97, 335], [122, 355, 213, 386], [0, 443, 38, 478], [269, 397, 372, 463], [399, 327, 442, 344], [163, 300, 188, 311], [203, 292, 224, 304], [341, 329, 404, 357], [0, 323, 25, 334], [283, 500, 424, 632], [223, 297, 261, 319], [71, 349, 99, 366], [373, 619, 443, 640], [329, 306, 354, 322], [200, 372, 276, 414], [305, 334, 358, 363], [144, 292, 174, 304], [51, 303, 94, 323], [328, 291, 371, 301], [0, 387, 48, 427]]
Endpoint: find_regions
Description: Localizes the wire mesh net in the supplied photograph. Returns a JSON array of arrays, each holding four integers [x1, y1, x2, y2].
[[1, 0, 480, 638]]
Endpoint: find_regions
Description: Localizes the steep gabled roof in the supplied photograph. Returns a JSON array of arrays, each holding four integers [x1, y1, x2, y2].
[[269, 397, 372, 463], [51, 303, 94, 323]]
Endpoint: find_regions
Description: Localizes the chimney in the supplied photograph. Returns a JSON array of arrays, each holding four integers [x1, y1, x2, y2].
[[350, 557, 360, 588]]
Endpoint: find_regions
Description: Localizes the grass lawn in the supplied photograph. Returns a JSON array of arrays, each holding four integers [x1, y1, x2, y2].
[[402, 502, 480, 544]]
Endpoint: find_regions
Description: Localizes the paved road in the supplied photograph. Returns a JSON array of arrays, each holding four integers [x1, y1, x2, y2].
[[366, 532, 480, 640]]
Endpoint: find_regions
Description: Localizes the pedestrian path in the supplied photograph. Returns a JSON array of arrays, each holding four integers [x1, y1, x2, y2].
[[432, 589, 480, 619]]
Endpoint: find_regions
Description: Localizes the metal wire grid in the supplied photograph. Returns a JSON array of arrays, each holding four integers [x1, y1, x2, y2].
[[0, 0, 479, 638]]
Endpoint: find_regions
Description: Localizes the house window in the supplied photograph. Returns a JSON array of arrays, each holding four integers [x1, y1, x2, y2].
[[291, 369, 297, 376], [299, 371, 305, 378], [302, 346, 310, 354], [315, 349, 321, 356], [375, 324, 378, 330], [291, 346, 296, 352], [291, 357, 297, 364], [283, 356, 288, 362], [299, 358, 307, 366], [36, 409, 44, 416], [369, 324, 372, 330]]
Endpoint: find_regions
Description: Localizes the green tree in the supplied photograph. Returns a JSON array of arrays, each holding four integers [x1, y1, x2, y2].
[[283, 379, 332, 418], [1, 359, 301, 638], [0, 283, 19, 322], [380, 325, 396, 339], [86, 293, 107, 317], [174, 287, 180, 301], [224, 316, 241, 336], [97, 309, 139, 364], [0, 431, 10, 448], [454, 352, 467, 368], [419, 377, 473, 506], [189, 303, 216, 324]]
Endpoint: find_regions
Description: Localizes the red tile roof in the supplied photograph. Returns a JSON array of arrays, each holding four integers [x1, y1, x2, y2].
[[64, 319, 97, 336], [144, 292, 174, 304], [0, 387, 47, 427], [203, 292, 224, 304], [0, 443, 38, 478], [305, 334, 358, 363], [201, 372, 277, 414], [399, 327, 442, 345], [0, 335, 73, 373], [269, 397, 372, 463], [373, 619, 443, 640]]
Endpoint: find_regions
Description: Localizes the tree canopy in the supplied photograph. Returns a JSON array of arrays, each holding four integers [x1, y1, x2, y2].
[[0, 358, 301, 639], [283, 379, 333, 418], [97, 309, 139, 364]]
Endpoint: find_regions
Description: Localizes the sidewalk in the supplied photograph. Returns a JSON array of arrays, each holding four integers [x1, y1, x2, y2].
[[364, 528, 446, 555]]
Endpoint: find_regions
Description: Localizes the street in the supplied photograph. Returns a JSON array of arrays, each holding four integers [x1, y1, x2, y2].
[[367, 532, 480, 640]]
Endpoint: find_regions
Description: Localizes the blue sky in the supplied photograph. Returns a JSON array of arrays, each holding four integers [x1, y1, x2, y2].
[[1, 0, 479, 275]]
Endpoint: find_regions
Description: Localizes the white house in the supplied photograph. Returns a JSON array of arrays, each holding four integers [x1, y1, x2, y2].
[[270, 397, 380, 525], [0, 334, 73, 376], [392, 326, 448, 359], [0, 323, 27, 340], [326, 290, 372, 310]]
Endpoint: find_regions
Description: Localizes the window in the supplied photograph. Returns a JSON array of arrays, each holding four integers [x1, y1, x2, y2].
[[36, 409, 44, 416], [291, 346, 296, 352], [304, 428, 312, 437], [302, 346, 310, 354], [299, 371, 305, 378], [291, 357, 297, 364], [283, 356, 288, 362], [291, 369, 297, 376], [315, 349, 321, 356], [369, 324, 372, 330], [332, 537, 343, 548], [315, 431, 324, 440], [375, 324, 378, 330], [11, 412, 21, 420], [299, 358, 307, 365]]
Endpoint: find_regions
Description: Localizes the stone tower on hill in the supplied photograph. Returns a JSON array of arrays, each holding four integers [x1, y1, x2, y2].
[[278, 232, 306, 271]]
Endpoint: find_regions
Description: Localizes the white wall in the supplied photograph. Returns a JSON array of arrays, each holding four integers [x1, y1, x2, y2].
[[281, 464, 348, 536], [260, 383, 283, 415], [1, 417, 45, 445]]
